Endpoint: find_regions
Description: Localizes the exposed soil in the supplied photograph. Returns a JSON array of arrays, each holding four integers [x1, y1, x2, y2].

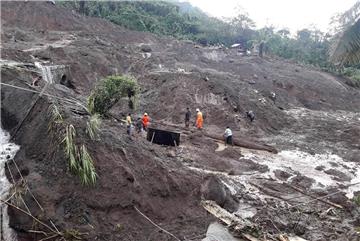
[[1, 2, 360, 241]]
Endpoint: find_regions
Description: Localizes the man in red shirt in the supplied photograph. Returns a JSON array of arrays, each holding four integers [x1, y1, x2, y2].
[[142, 113, 150, 131]]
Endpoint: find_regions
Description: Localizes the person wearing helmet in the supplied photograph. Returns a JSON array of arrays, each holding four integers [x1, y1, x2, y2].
[[142, 113, 150, 131], [195, 108, 203, 129], [224, 126, 233, 146]]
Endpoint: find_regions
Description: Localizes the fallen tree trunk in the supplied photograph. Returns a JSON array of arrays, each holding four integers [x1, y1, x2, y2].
[[204, 132, 278, 154], [154, 121, 278, 153], [201, 200, 259, 240]]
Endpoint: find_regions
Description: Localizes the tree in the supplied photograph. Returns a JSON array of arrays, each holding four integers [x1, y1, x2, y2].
[[79, 1, 85, 15], [330, 19, 360, 65], [88, 75, 140, 116]]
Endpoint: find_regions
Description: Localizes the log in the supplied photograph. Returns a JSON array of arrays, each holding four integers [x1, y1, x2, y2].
[[204, 132, 278, 154], [201, 200, 258, 239], [154, 121, 278, 153], [284, 183, 343, 209]]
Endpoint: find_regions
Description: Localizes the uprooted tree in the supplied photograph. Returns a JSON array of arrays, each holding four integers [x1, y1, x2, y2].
[[88, 75, 140, 115]]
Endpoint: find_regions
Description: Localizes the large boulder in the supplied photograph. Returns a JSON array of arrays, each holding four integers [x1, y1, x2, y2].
[[201, 175, 238, 212]]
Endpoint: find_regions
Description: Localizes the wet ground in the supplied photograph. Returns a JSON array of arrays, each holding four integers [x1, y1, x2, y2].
[[1, 2, 360, 240]]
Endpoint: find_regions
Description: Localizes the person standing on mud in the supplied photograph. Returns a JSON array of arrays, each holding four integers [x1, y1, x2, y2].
[[126, 113, 132, 135], [195, 108, 203, 129], [270, 92, 276, 104], [135, 117, 143, 133], [224, 126, 233, 146], [142, 113, 150, 131], [185, 107, 191, 128]]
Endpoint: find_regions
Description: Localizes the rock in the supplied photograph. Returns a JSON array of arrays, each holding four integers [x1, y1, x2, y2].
[[324, 169, 351, 182], [140, 45, 152, 53], [201, 175, 227, 206], [274, 169, 292, 180], [290, 174, 315, 189], [201, 175, 238, 212], [315, 165, 325, 171], [167, 150, 176, 157]]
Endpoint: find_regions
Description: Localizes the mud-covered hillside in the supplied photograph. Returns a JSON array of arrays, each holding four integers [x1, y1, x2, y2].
[[1, 2, 360, 241]]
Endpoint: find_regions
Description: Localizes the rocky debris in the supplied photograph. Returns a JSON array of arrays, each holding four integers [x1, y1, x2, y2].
[[140, 44, 152, 53], [1, 1, 360, 241], [324, 168, 352, 182], [201, 175, 239, 212], [274, 169, 292, 180]]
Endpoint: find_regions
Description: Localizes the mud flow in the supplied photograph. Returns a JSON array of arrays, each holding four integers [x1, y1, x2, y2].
[[1, 2, 360, 241]]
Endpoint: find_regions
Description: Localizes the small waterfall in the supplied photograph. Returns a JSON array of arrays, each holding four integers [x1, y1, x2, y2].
[[34, 62, 55, 84], [0, 128, 20, 241]]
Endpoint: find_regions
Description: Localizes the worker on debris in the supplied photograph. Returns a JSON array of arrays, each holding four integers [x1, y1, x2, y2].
[[142, 113, 150, 131], [195, 108, 203, 129], [135, 117, 143, 133], [126, 113, 132, 135], [185, 107, 191, 128], [270, 92, 276, 103], [246, 111, 255, 122], [224, 126, 233, 146]]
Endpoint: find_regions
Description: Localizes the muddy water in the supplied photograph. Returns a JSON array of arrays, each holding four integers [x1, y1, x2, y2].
[[191, 107, 360, 239], [241, 149, 360, 198], [0, 128, 20, 241]]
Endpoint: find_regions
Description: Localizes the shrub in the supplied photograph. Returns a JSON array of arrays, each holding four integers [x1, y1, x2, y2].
[[88, 75, 140, 115], [86, 114, 101, 140], [63, 124, 97, 186], [354, 195, 360, 206], [48, 104, 64, 136]]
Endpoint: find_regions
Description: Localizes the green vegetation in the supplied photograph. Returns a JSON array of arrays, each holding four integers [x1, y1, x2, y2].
[[64, 124, 78, 172], [60, 1, 359, 84], [59, 1, 256, 46], [88, 75, 140, 115], [330, 19, 360, 66], [353, 195, 360, 206], [63, 124, 97, 186], [48, 103, 64, 137], [48, 104, 97, 186], [86, 114, 101, 140], [253, 27, 332, 69]]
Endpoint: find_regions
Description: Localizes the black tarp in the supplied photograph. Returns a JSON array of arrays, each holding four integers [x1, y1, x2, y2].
[[147, 128, 180, 146]]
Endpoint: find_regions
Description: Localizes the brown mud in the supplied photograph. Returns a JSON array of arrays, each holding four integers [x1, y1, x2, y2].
[[1, 2, 360, 241]]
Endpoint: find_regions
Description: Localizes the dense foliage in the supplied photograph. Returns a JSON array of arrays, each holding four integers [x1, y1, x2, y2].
[[59, 1, 256, 46], [48, 104, 98, 186], [60, 1, 359, 84], [88, 75, 140, 115]]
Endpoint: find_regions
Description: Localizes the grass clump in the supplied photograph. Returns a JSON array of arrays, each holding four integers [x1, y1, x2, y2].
[[88, 75, 140, 115], [47, 103, 98, 186], [79, 145, 97, 186], [63, 124, 97, 186], [86, 114, 101, 140], [353, 195, 360, 206], [48, 104, 64, 134]]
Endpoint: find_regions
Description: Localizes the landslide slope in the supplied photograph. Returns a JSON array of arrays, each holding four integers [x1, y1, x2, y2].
[[1, 2, 360, 241]]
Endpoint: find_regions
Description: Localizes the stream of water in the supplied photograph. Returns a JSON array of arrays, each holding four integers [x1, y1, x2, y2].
[[0, 128, 20, 241]]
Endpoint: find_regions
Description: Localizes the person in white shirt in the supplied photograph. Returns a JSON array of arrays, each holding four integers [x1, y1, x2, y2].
[[224, 126, 233, 146]]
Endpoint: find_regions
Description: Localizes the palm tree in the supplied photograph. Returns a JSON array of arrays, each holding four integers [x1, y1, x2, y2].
[[330, 19, 360, 65]]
